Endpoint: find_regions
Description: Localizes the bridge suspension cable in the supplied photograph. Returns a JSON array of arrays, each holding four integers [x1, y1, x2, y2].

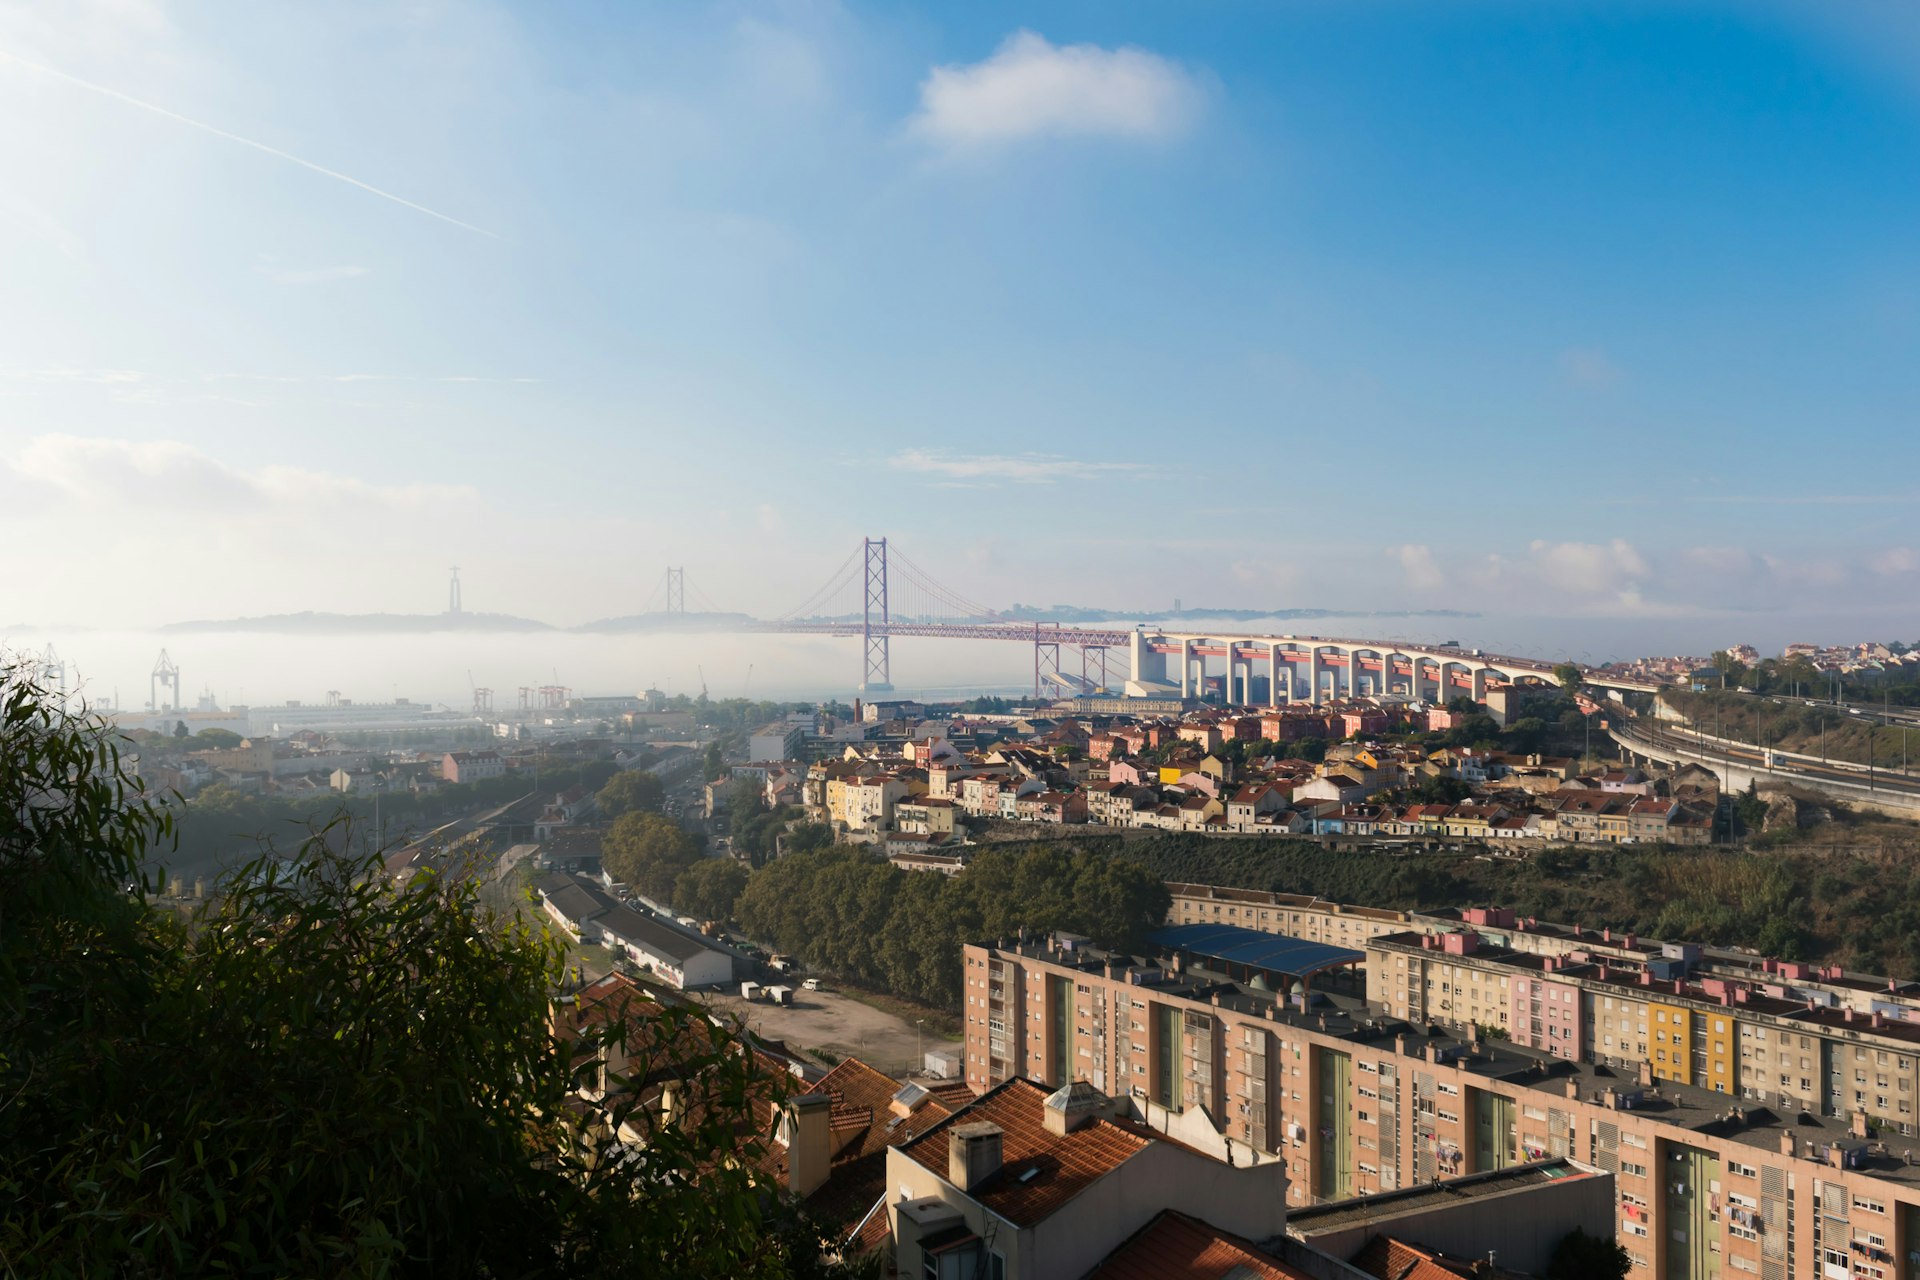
[[886, 544, 993, 622], [774, 542, 865, 621], [685, 577, 729, 616]]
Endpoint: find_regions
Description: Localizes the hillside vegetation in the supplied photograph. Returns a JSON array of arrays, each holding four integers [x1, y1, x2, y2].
[[1663, 688, 1920, 772], [981, 834, 1920, 981]]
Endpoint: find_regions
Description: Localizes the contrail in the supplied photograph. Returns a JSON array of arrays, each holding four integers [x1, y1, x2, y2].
[[0, 48, 499, 239]]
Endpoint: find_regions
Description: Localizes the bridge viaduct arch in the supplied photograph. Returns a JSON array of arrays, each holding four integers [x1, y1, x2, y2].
[[1123, 629, 1566, 707]]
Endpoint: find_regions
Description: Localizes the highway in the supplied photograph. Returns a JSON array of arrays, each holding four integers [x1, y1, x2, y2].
[[1615, 719, 1920, 800]]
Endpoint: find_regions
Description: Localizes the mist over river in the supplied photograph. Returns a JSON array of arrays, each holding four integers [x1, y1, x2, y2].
[[9, 607, 1914, 712]]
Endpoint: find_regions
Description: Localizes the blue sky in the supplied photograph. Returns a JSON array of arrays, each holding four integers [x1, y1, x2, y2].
[[1, 0, 1916, 640]]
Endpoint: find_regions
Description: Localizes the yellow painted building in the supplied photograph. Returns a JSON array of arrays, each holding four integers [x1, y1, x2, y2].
[[1651, 1000, 1691, 1084]]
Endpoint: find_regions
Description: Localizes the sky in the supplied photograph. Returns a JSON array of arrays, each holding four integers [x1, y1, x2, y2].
[[2, 0, 1918, 646]]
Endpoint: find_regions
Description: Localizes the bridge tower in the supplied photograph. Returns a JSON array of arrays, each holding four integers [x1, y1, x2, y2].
[[665, 567, 685, 615], [859, 537, 892, 692]]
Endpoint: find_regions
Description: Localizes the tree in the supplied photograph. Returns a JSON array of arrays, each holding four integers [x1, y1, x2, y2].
[[1506, 716, 1549, 753], [1545, 1227, 1631, 1280], [1409, 775, 1472, 804], [704, 741, 726, 781], [603, 811, 705, 901], [172, 719, 190, 739], [1710, 650, 1747, 691], [598, 768, 665, 818], [729, 776, 767, 817], [0, 664, 840, 1278], [675, 858, 750, 922], [783, 821, 832, 855], [1553, 662, 1584, 696], [191, 727, 244, 749]]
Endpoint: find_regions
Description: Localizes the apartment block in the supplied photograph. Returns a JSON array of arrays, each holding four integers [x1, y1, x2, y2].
[[963, 931, 1920, 1280], [1169, 884, 1920, 1022], [1366, 930, 1920, 1137]]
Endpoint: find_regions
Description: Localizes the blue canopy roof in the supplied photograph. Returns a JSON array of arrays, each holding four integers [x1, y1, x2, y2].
[[1150, 923, 1363, 978]]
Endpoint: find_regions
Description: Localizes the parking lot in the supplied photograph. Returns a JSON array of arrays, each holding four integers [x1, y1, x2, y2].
[[700, 985, 962, 1077]]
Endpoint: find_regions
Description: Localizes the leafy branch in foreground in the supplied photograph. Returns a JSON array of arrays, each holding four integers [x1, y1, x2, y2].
[[0, 662, 838, 1278]]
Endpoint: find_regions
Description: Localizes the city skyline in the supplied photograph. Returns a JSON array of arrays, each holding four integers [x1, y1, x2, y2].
[[3, 1, 1918, 636]]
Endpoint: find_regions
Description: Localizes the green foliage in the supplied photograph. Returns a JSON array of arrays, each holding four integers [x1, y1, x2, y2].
[[597, 767, 665, 818], [734, 803, 796, 868], [704, 741, 727, 781], [191, 727, 244, 749], [1663, 688, 1918, 770], [1443, 715, 1502, 748], [1546, 1227, 1632, 1280], [1408, 774, 1472, 805], [783, 822, 832, 855], [1, 668, 175, 1022], [0, 665, 841, 1278], [675, 858, 750, 921], [1554, 663, 1584, 695], [1047, 832, 1920, 979], [604, 811, 705, 900], [165, 754, 619, 875], [734, 845, 1169, 1009]]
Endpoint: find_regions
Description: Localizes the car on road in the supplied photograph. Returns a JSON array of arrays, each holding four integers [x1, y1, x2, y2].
[[802, 978, 820, 991]]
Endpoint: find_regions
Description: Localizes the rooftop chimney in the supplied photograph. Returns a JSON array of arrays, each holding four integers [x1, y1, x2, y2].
[[1779, 1131, 1797, 1158], [1043, 1081, 1110, 1136], [949, 1123, 1004, 1193], [1638, 1061, 1654, 1088], [785, 1093, 833, 1198]]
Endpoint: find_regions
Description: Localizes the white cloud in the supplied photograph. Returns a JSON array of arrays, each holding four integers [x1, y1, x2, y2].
[[1390, 543, 1444, 591], [1558, 346, 1622, 388], [910, 30, 1204, 148], [8, 434, 476, 514], [887, 448, 1146, 485], [1872, 547, 1919, 576], [1526, 538, 1648, 595]]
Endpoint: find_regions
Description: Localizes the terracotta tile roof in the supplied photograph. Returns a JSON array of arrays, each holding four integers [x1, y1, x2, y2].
[[898, 1078, 1150, 1227], [924, 1080, 979, 1109], [1349, 1235, 1482, 1280], [1083, 1209, 1310, 1280], [760, 1057, 959, 1248]]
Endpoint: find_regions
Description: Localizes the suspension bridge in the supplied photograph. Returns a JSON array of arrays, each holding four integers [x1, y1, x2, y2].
[[644, 537, 1662, 703]]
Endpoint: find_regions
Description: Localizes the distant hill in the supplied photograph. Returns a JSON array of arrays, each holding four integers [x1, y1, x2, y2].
[[160, 611, 556, 635], [571, 612, 756, 634]]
